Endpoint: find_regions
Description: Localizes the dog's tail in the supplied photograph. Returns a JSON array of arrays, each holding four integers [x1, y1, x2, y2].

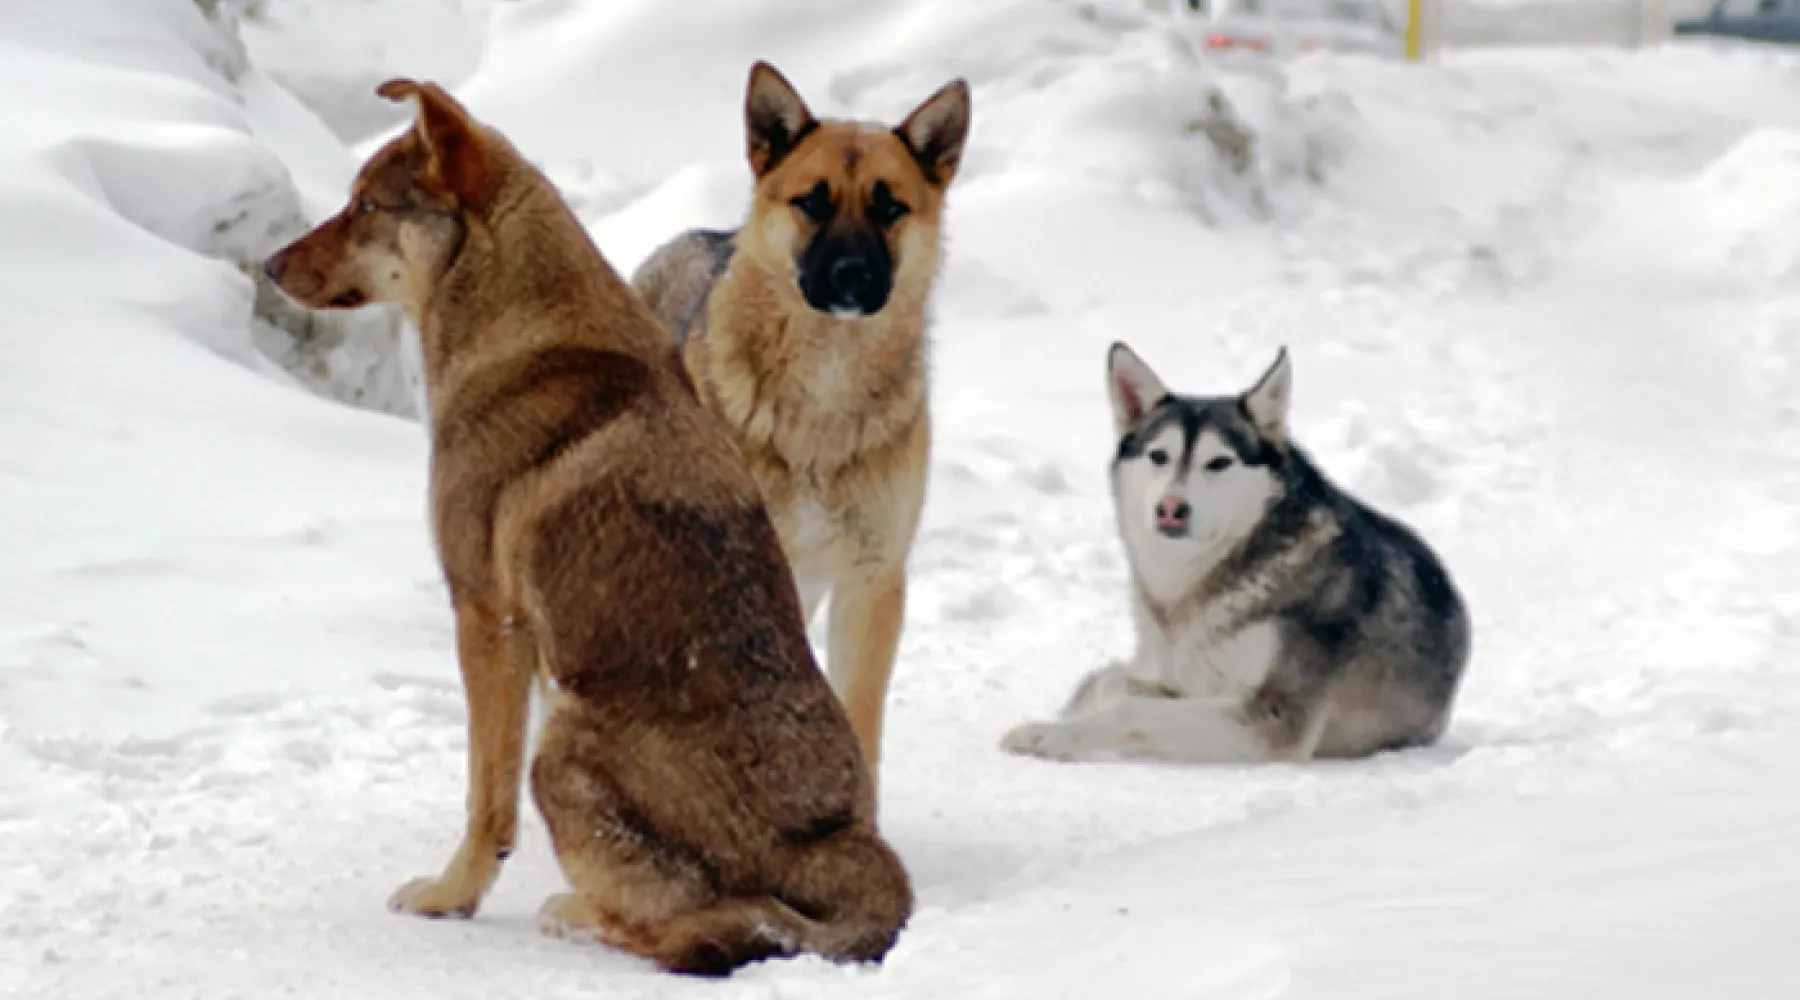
[[645, 829, 914, 977]]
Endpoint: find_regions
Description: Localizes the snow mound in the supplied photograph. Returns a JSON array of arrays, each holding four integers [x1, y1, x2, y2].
[[1681, 126, 1800, 283], [461, 0, 1357, 266], [234, 0, 492, 143], [0, 0, 422, 417], [0, 0, 433, 742]]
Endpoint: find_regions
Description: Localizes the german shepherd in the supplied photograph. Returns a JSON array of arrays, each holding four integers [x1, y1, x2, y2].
[[633, 62, 971, 783], [263, 79, 911, 977]]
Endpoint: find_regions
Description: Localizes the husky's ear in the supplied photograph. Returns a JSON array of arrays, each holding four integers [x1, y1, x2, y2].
[[1241, 347, 1293, 444], [896, 78, 971, 187], [1107, 342, 1168, 435], [377, 78, 491, 210], [745, 61, 817, 178]]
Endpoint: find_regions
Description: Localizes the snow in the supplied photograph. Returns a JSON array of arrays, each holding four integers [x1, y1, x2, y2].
[[4, 0, 1798, 996]]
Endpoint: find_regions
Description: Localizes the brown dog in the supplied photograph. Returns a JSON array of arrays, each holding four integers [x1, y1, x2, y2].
[[263, 79, 911, 977], [633, 62, 970, 784]]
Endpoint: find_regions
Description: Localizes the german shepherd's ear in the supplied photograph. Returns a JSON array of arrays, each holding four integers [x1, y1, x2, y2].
[[1242, 347, 1293, 444], [1107, 341, 1168, 437], [377, 77, 492, 211], [897, 78, 971, 187], [745, 61, 817, 178]]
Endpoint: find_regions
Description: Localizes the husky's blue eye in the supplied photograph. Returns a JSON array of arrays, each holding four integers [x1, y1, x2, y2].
[[1148, 449, 1169, 466], [1204, 456, 1234, 472]]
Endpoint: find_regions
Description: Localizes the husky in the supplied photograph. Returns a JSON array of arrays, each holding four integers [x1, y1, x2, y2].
[[633, 62, 971, 785], [1001, 343, 1470, 765]]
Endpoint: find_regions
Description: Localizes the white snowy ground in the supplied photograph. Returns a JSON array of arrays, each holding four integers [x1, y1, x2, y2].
[[4, 0, 1799, 997]]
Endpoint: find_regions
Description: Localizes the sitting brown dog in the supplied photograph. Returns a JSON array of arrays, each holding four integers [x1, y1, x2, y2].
[[263, 78, 912, 977]]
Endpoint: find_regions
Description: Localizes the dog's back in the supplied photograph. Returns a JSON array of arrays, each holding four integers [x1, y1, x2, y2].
[[1249, 453, 1471, 757], [634, 229, 736, 347]]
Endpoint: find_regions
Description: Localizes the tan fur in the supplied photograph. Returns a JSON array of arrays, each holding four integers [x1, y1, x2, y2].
[[264, 78, 911, 977], [633, 62, 971, 784]]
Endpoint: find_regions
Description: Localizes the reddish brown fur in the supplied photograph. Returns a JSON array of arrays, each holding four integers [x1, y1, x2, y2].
[[633, 63, 971, 788], [264, 78, 911, 977]]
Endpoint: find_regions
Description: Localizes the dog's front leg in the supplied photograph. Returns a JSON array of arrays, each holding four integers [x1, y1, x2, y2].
[[390, 599, 536, 918], [1000, 695, 1289, 765], [1059, 653, 1169, 717], [826, 566, 907, 783]]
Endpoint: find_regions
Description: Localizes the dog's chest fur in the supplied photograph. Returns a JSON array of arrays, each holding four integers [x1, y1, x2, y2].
[[1122, 510, 1340, 699], [1130, 596, 1280, 699], [683, 260, 931, 589]]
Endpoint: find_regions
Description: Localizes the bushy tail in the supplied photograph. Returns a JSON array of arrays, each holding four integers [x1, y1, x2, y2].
[[647, 829, 914, 977]]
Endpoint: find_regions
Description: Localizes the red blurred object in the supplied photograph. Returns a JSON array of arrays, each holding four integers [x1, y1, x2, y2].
[[1205, 31, 1268, 50]]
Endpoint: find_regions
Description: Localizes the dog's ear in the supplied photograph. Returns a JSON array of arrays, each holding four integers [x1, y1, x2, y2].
[[896, 78, 971, 187], [377, 77, 491, 210], [1241, 347, 1293, 444], [745, 61, 817, 178], [1107, 342, 1168, 436]]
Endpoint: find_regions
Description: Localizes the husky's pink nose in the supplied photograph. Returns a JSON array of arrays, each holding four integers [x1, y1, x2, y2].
[[1155, 496, 1191, 535]]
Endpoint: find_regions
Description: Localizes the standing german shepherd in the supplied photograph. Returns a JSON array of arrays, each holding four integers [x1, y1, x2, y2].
[[633, 62, 971, 782], [264, 79, 910, 977]]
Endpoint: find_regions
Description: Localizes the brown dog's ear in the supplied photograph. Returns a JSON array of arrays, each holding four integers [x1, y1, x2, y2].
[[745, 61, 817, 178], [896, 78, 971, 187], [376, 77, 491, 210]]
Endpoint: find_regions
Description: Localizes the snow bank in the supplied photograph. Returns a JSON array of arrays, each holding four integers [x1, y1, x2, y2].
[[0, 0, 423, 417], [1676, 126, 1800, 283], [0, 0, 432, 741], [461, 0, 1358, 270], [235, 0, 492, 143]]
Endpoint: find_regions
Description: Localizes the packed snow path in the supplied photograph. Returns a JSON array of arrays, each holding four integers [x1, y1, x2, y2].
[[2, 2, 1798, 996]]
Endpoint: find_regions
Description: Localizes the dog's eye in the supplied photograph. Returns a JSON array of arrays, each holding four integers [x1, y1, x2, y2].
[[353, 200, 378, 216], [1147, 449, 1170, 467], [868, 181, 910, 228], [1204, 456, 1235, 472], [790, 181, 833, 223]]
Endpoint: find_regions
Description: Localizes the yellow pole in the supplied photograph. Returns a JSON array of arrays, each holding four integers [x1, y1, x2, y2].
[[1405, 0, 1423, 60]]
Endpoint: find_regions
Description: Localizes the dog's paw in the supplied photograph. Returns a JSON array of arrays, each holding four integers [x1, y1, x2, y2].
[[537, 893, 591, 941], [1000, 721, 1083, 762], [539, 893, 623, 948], [388, 877, 477, 919]]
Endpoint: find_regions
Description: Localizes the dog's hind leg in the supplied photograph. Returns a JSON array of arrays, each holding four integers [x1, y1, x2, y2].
[[1001, 694, 1312, 765], [594, 827, 912, 976], [771, 826, 912, 965], [390, 600, 536, 918], [530, 709, 807, 976]]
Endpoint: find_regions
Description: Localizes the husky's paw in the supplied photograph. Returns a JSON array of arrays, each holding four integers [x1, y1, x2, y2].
[[1000, 721, 1084, 762], [388, 876, 477, 919]]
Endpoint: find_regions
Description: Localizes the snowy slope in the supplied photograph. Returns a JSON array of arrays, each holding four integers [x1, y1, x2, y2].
[[4, 0, 1800, 997]]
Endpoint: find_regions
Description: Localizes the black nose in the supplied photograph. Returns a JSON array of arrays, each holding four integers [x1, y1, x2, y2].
[[830, 257, 870, 298], [264, 251, 287, 282]]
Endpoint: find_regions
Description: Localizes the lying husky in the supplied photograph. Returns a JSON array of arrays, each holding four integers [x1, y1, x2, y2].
[[633, 62, 971, 784], [1002, 344, 1470, 764], [264, 79, 910, 976]]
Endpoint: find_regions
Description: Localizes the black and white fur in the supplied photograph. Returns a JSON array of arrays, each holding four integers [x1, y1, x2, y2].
[[1001, 343, 1471, 764]]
